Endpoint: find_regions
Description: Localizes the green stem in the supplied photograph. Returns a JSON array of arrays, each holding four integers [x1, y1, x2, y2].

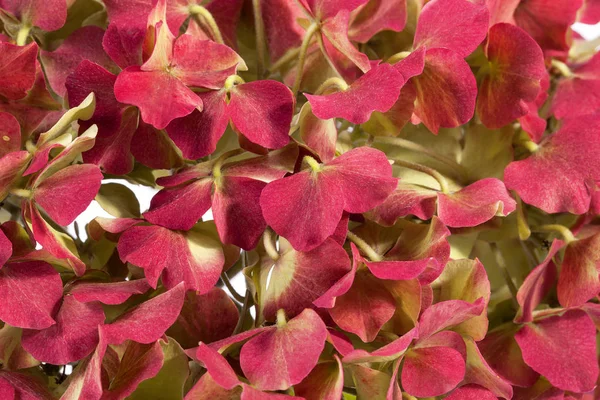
[[220, 272, 245, 303], [252, 0, 267, 79], [268, 47, 301, 73], [491, 243, 519, 309], [16, 25, 31, 46], [212, 149, 244, 179], [276, 309, 287, 327], [533, 224, 576, 244], [551, 59, 573, 78], [292, 22, 320, 96], [303, 155, 322, 172], [392, 158, 450, 193], [189, 5, 224, 44], [314, 77, 349, 95], [346, 231, 382, 262], [233, 290, 253, 334], [387, 51, 411, 64]]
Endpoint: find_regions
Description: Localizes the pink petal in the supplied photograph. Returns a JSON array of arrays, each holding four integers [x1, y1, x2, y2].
[[298, 103, 337, 162], [130, 120, 184, 170], [212, 176, 268, 250], [0, 378, 14, 400], [505, 115, 600, 214], [477, 23, 545, 129], [40, 26, 117, 97], [0, 261, 63, 329], [0, 42, 38, 100], [27, 203, 86, 275], [229, 80, 293, 149], [305, 63, 403, 124], [261, 238, 351, 321], [102, 22, 145, 69], [414, 0, 489, 57], [412, 48, 477, 133], [167, 287, 238, 349], [463, 337, 514, 399], [349, 0, 407, 43], [402, 346, 465, 397], [103, 282, 185, 345], [61, 330, 106, 400], [369, 182, 438, 224], [21, 296, 105, 364], [321, 10, 371, 73], [513, 0, 582, 56], [260, 170, 344, 251], [166, 91, 229, 159], [69, 279, 151, 305], [196, 342, 240, 390], [260, 0, 304, 62], [114, 67, 202, 129], [326, 147, 397, 213], [551, 53, 600, 120], [117, 224, 224, 292], [222, 144, 299, 182], [300, 0, 368, 20], [365, 259, 430, 281], [33, 164, 103, 226], [0, 112, 21, 158], [418, 298, 485, 340], [240, 309, 327, 391], [515, 309, 599, 393], [0, 0, 66, 30], [171, 35, 242, 89], [445, 385, 498, 400], [437, 178, 516, 228], [144, 178, 213, 231]]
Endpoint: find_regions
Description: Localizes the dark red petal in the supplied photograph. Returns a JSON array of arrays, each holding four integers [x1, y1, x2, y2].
[[515, 309, 599, 393], [477, 23, 545, 129], [229, 80, 293, 149], [167, 287, 238, 348], [412, 49, 477, 133], [0, 112, 20, 158], [166, 91, 229, 160], [212, 176, 267, 250], [305, 63, 403, 124], [103, 283, 185, 345], [40, 26, 117, 97], [445, 385, 499, 400], [0, 42, 38, 100], [414, 0, 489, 57], [21, 296, 104, 364], [0, 229, 10, 266], [33, 164, 103, 226], [114, 66, 202, 129], [557, 233, 600, 308], [0, 261, 63, 329]]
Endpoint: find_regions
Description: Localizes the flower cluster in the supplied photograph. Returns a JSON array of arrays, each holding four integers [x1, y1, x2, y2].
[[0, 0, 599, 399]]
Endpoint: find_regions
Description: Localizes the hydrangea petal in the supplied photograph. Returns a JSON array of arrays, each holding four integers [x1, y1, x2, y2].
[[0, 261, 63, 329], [477, 23, 545, 129], [0, 42, 38, 100], [557, 233, 600, 307], [515, 309, 599, 393], [240, 309, 327, 391], [69, 279, 151, 305], [414, 0, 489, 57], [21, 296, 104, 364], [305, 63, 403, 124], [402, 346, 465, 397]]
